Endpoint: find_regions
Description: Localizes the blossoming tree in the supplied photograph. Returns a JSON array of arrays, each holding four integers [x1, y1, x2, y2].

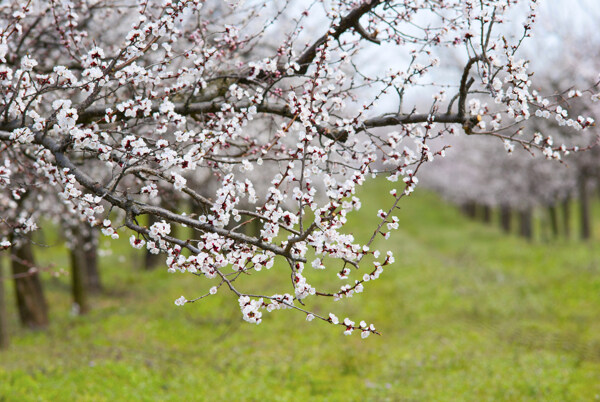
[[420, 0, 600, 240], [0, 0, 597, 337]]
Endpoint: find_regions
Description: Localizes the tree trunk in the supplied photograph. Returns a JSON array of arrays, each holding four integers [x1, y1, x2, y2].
[[0, 255, 9, 349], [562, 197, 571, 239], [519, 209, 533, 240], [69, 243, 90, 315], [579, 176, 591, 240], [548, 204, 559, 239], [11, 240, 48, 329], [82, 226, 101, 293], [461, 201, 477, 219], [481, 205, 491, 224], [499, 205, 511, 233]]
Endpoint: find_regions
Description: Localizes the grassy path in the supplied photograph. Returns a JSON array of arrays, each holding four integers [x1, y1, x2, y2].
[[1, 180, 599, 401]]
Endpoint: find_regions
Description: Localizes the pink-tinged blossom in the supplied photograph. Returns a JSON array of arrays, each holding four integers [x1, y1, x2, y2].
[[10, 128, 34, 144], [129, 235, 145, 249], [20, 55, 37, 71], [328, 313, 339, 325]]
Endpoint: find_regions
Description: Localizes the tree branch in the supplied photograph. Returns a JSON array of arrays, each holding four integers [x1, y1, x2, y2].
[[295, 0, 385, 75], [458, 56, 485, 119], [0, 129, 304, 261]]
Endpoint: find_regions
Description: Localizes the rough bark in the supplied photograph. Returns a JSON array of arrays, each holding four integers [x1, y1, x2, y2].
[[11, 240, 48, 329]]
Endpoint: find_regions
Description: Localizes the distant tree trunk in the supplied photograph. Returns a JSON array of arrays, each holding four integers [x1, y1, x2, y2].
[[579, 176, 591, 240], [499, 205, 512, 233], [562, 197, 571, 239], [82, 226, 101, 293], [461, 201, 477, 219], [548, 204, 559, 239], [65, 222, 98, 314], [481, 205, 491, 224], [69, 231, 90, 315], [11, 240, 48, 329], [519, 209, 533, 240], [0, 256, 9, 349]]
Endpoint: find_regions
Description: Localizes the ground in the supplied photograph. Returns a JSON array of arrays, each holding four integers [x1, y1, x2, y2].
[[1, 179, 600, 401]]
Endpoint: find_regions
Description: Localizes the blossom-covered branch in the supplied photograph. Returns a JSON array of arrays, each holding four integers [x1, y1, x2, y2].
[[0, 0, 597, 337]]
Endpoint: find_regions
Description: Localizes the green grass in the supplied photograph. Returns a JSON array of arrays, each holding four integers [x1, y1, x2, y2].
[[1, 179, 600, 401]]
